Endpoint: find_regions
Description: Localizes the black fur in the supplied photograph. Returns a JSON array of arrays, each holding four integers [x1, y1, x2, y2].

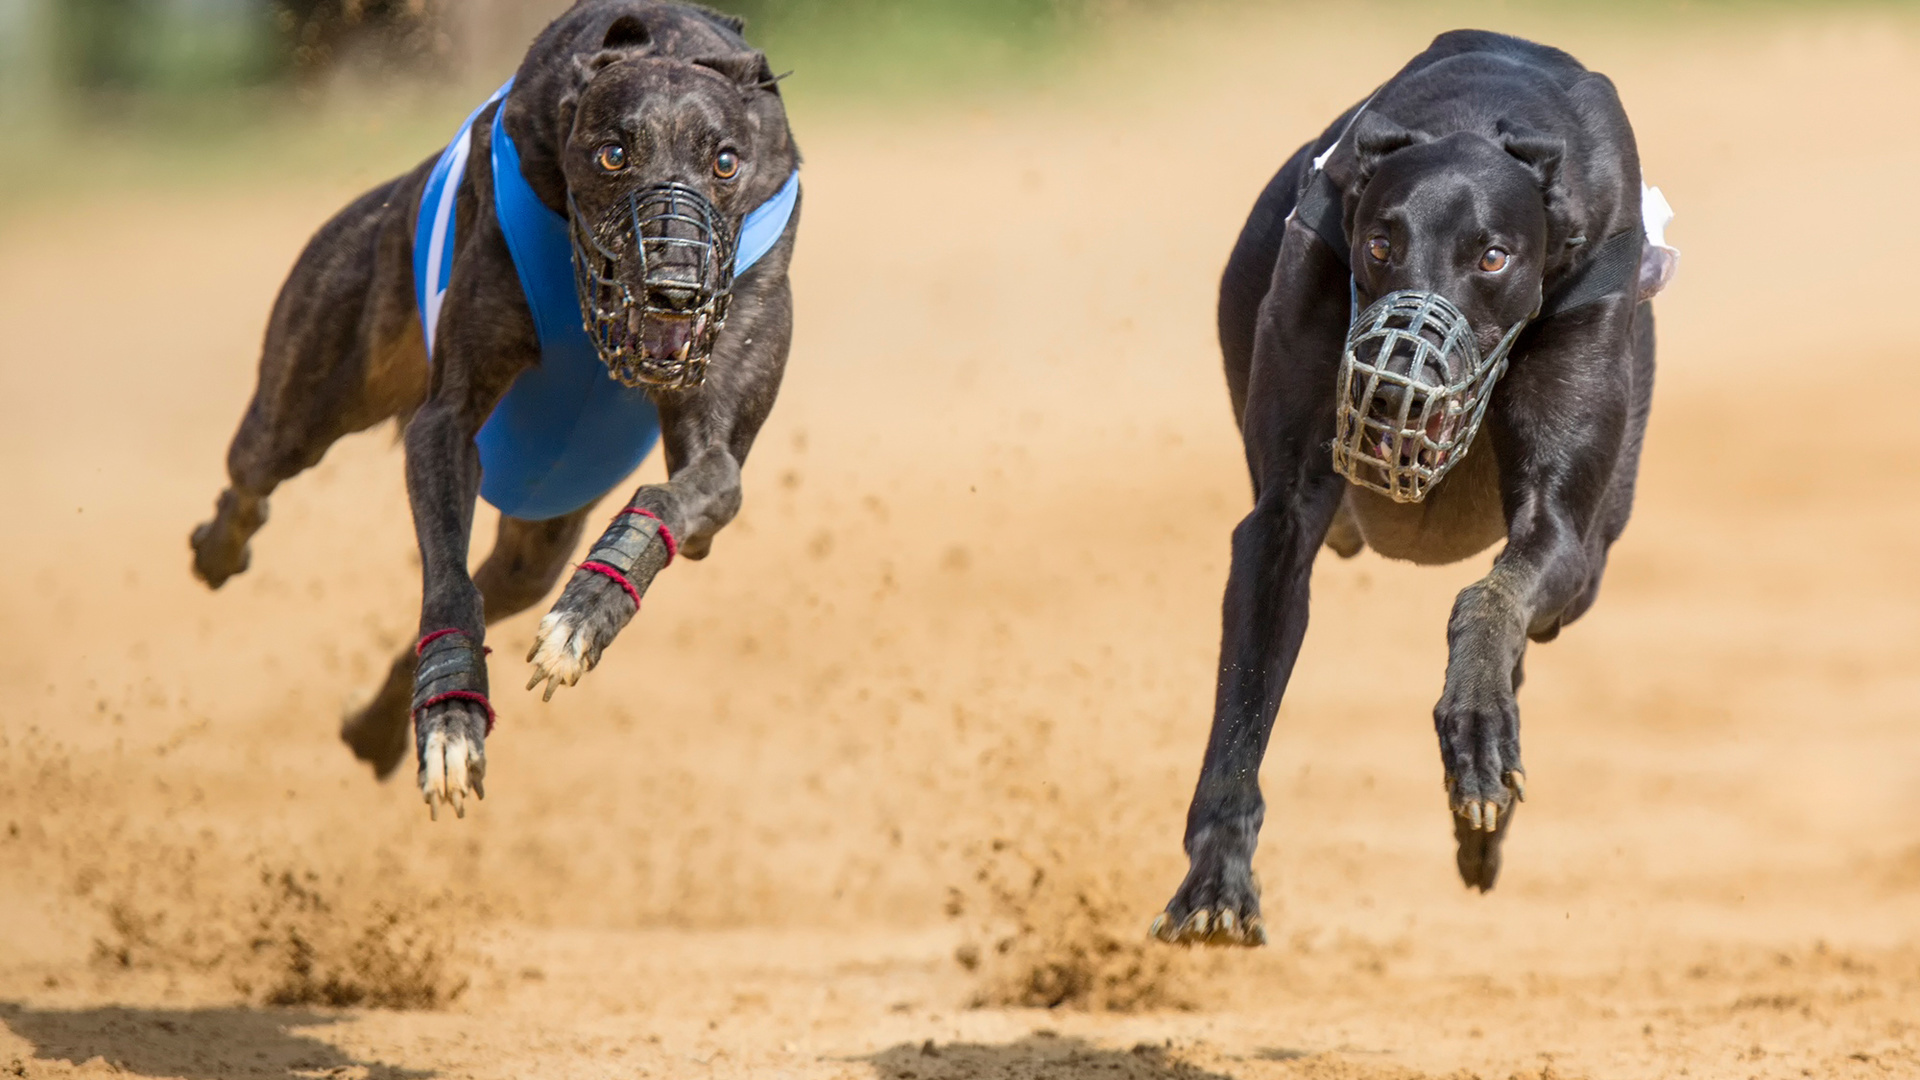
[[190, 1, 800, 813], [1158, 31, 1657, 944]]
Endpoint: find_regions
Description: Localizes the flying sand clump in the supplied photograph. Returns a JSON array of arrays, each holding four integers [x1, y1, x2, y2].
[[953, 834, 1204, 1012]]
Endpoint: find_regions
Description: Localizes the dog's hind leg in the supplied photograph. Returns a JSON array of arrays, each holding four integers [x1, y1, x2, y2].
[[342, 509, 591, 778], [190, 387, 316, 589], [191, 175, 427, 589]]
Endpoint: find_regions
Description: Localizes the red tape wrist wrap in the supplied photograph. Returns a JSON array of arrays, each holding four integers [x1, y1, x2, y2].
[[617, 507, 678, 564], [412, 690, 497, 733], [416, 627, 462, 655], [416, 628, 492, 657], [412, 629, 495, 734], [578, 560, 642, 608]]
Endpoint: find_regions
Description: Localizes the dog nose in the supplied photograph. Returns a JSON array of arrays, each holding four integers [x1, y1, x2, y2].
[[1361, 380, 1416, 421], [646, 282, 701, 312]]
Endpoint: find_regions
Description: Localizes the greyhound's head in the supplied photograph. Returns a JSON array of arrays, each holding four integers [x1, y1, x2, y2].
[[1327, 114, 1564, 501], [1346, 113, 1564, 358], [558, 13, 793, 390]]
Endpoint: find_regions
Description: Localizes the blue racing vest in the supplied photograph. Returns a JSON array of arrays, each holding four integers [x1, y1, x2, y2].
[[413, 79, 799, 521]]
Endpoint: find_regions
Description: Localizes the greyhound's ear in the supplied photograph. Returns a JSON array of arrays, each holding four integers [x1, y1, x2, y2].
[[1496, 119, 1568, 221], [566, 13, 659, 91], [600, 13, 652, 51], [1350, 111, 1430, 186], [695, 50, 781, 96], [558, 15, 662, 136]]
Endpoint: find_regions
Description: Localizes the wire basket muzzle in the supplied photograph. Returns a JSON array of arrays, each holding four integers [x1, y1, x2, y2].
[[568, 182, 738, 389], [1331, 290, 1523, 503]]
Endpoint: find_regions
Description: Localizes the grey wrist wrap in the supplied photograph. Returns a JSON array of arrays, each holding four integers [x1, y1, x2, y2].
[[411, 629, 494, 733]]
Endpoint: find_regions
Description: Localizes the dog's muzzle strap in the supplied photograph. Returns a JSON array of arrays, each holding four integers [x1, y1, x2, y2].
[[1298, 165, 1642, 320], [1540, 227, 1641, 317], [1292, 167, 1351, 263]]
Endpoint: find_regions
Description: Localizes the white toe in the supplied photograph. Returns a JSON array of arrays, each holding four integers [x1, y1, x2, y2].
[[528, 611, 591, 695]]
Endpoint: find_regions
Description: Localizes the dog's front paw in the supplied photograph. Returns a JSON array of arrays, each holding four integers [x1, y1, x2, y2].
[[525, 569, 637, 700], [1150, 819, 1267, 947], [416, 699, 487, 820], [1434, 681, 1525, 831], [1434, 681, 1524, 889]]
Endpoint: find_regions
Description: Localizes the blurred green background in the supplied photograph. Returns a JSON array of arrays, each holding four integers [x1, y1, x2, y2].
[[0, 0, 1144, 211], [0, 0, 1906, 215], [0, 0, 1119, 101]]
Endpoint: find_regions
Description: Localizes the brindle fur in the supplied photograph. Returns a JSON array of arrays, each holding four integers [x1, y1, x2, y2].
[[190, 1, 800, 805]]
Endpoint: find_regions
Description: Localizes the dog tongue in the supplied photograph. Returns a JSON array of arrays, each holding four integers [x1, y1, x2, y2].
[[639, 315, 694, 363]]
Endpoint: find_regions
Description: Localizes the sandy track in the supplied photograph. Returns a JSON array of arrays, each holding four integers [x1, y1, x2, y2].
[[2, 6, 1918, 1079]]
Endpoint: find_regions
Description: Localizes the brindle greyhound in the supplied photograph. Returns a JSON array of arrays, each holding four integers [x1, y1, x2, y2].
[[190, 1, 800, 818], [1155, 31, 1673, 945]]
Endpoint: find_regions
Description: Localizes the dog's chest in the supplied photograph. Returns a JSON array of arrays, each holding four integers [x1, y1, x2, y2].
[[1344, 426, 1507, 565]]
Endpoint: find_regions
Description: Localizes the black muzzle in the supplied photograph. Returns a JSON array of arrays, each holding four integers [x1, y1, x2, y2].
[[568, 182, 736, 390], [1331, 290, 1526, 503]]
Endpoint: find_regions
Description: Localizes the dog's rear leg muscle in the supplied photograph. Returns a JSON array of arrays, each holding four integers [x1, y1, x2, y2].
[[191, 175, 426, 589], [343, 509, 591, 778], [193, 386, 378, 587], [192, 380, 337, 589]]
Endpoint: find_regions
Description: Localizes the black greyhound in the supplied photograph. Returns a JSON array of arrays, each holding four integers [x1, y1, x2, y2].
[[1155, 31, 1674, 945], [190, 1, 800, 818]]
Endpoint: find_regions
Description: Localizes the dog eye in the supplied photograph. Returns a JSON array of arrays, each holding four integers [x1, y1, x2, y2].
[[594, 144, 626, 172], [1366, 237, 1390, 263], [1479, 247, 1509, 273], [713, 149, 740, 180]]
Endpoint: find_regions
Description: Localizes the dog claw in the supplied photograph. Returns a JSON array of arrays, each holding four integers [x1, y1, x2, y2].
[[1150, 908, 1266, 947], [1213, 910, 1238, 941], [418, 720, 484, 821], [526, 610, 592, 701], [1455, 793, 1509, 832], [1508, 770, 1527, 801]]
